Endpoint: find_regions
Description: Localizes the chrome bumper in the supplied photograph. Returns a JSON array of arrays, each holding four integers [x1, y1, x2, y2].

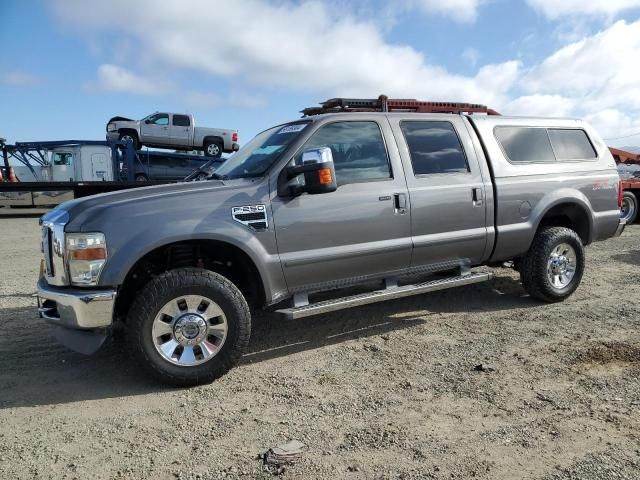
[[614, 219, 626, 237], [37, 277, 116, 330]]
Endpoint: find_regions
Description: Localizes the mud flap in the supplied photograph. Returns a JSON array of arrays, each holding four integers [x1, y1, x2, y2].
[[53, 326, 107, 355]]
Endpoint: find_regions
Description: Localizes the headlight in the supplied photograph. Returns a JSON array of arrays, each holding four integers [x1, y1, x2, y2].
[[66, 233, 107, 286], [107, 123, 117, 132]]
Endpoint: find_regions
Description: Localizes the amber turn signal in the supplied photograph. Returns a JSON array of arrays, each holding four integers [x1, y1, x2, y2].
[[318, 168, 333, 185], [69, 247, 107, 261]]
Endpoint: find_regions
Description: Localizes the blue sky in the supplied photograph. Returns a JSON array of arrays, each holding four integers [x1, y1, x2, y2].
[[2, 0, 640, 147]]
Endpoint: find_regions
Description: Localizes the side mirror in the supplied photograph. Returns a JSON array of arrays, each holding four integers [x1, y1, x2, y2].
[[284, 147, 337, 196], [144, 119, 151, 124]]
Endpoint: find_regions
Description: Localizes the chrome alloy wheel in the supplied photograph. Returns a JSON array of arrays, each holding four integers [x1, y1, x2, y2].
[[206, 143, 221, 156], [152, 295, 228, 366], [547, 243, 577, 289]]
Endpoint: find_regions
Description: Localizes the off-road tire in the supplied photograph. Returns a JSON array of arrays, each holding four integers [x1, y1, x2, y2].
[[204, 140, 223, 158], [520, 226, 585, 303], [126, 268, 251, 386]]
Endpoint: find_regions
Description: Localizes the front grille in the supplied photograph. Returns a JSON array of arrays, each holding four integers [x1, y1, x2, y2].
[[234, 212, 265, 222], [43, 227, 54, 277], [248, 221, 267, 231]]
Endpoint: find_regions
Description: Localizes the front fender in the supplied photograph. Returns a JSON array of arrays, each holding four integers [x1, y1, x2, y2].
[[98, 219, 287, 305]]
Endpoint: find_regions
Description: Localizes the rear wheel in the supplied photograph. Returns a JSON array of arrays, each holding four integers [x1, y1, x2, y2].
[[204, 140, 223, 158], [621, 191, 637, 224], [126, 268, 251, 386], [134, 173, 149, 182], [520, 226, 585, 303]]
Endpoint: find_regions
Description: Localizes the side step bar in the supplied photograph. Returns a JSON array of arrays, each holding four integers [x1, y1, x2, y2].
[[276, 271, 493, 320]]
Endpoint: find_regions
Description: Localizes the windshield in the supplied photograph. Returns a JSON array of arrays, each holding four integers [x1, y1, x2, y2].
[[213, 121, 310, 179]]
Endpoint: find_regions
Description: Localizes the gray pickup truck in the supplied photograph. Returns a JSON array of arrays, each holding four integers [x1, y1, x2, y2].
[[106, 112, 239, 157], [38, 111, 625, 385]]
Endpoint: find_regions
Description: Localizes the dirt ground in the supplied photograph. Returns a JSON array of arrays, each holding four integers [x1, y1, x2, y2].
[[0, 216, 639, 480]]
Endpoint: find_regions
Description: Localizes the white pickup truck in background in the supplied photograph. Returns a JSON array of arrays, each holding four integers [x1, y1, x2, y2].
[[106, 112, 239, 157]]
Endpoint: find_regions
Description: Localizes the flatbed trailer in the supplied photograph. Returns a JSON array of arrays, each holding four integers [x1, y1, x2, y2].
[[0, 139, 211, 207]]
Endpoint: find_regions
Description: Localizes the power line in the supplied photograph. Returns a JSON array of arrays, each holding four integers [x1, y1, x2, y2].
[[604, 131, 640, 141]]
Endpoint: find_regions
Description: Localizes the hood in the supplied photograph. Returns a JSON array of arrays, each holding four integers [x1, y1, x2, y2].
[[60, 179, 262, 231], [107, 116, 134, 123]]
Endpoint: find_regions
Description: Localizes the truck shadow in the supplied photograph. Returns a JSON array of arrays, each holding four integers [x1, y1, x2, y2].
[[0, 274, 536, 409], [611, 249, 640, 266]]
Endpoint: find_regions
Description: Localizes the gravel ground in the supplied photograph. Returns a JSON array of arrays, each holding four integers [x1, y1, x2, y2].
[[0, 216, 639, 479]]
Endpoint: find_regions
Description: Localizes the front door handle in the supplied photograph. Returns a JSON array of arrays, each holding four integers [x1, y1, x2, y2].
[[472, 188, 483, 207], [394, 193, 407, 214]]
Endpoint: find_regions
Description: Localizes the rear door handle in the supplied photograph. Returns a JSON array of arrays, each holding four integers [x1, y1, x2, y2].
[[472, 188, 483, 207], [394, 193, 407, 214]]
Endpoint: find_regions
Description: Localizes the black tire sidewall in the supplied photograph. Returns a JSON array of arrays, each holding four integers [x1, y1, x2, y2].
[[127, 268, 250, 386], [119, 132, 138, 151], [622, 191, 638, 224], [521, 227, 585, 302]]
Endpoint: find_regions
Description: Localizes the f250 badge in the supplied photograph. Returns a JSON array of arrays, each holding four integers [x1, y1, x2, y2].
[[231, 205, 268, 230]]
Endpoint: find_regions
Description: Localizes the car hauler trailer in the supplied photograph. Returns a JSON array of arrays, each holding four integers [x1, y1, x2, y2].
[[611, 146, 640, 224], [0, 139, 222, 207]]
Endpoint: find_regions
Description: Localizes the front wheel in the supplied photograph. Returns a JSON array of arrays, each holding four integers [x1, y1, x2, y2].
[[126, 268, 251, 386], [118, 132, 139, 151], [520, 226, 585, 303]]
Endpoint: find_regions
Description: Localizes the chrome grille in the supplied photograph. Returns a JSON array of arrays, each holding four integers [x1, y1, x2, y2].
[[40, 209, 69, 286], [42, 227, 54, 277]]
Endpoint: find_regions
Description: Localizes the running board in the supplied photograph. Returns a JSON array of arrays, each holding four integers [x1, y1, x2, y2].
[[276, 272, 493, 320]]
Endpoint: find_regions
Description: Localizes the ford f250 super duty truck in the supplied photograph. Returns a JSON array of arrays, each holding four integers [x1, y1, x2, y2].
[[38, 110, 625, 386], [106, 112, 239, 157]]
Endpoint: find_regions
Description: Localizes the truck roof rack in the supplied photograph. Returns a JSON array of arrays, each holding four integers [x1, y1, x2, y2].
[[301, 94, 501, 117]]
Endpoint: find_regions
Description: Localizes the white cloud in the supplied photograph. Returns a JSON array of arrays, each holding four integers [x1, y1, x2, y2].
[[51, 0, 516, 106], [584, 109, 640, 142], [504, 95, 576, 117], [405, 0, 483, 23], [527, 0, 640, 19], [508, 19, 640, 142], [522, 21, 640, 111], [93, 64, 168, 96], [50, 1, 640, 143], [0, 70, 41, 87]]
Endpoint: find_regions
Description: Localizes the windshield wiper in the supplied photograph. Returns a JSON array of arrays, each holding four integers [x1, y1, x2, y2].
[[209, 173, 230, 180]]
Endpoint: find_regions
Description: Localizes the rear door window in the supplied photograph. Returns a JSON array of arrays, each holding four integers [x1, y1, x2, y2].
[[548, 129, 596, 160], [173, 115, 191, 127], [400, 121, 469, 175], [495, 127, 556, 163]]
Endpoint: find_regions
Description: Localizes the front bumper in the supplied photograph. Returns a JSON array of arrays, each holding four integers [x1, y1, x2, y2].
[[614, 218, 626, 237], [106, 131, 120, 142], [37, 277, 116, 330]]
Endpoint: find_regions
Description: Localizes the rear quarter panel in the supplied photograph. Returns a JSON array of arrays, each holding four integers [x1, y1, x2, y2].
[[470, 117, 620, 261]]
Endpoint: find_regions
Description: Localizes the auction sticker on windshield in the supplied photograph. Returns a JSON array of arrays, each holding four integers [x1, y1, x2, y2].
[[277, 124, 307, 135]]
